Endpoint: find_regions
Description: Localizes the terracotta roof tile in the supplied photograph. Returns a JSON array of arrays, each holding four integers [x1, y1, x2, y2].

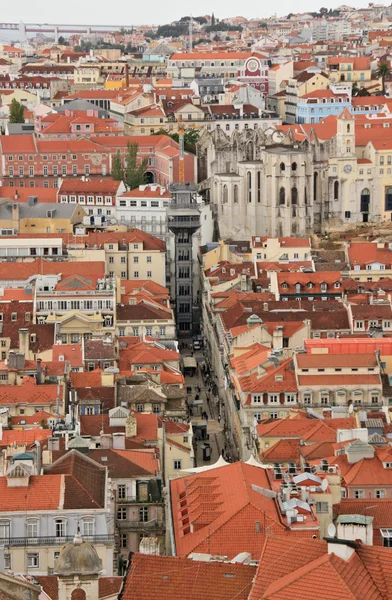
[[121, 553, 255, 600]]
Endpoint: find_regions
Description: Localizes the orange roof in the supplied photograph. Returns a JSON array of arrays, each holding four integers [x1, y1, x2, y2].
[[0, 475, 62, 511], [297, 353, 377, 368], [0, 428, 53, 448], [0, 377, 62, 405], [238, 359, 298, 396], [170, 462, 317, 560], [249, 537, 327, 600], [230, 343, 271, 375], [0, 258, 105, 282], [52, 344, 83, 367], [71, 369, 104, 388], [121, 186, 170, 198], [121, 554, 255, 600], [298, 374, 380, 386]]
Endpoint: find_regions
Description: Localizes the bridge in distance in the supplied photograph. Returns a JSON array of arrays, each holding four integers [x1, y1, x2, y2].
[[0, 21, 154, 41]]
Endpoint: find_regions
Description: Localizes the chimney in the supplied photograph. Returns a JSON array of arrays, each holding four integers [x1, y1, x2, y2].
[[112, 433, 125, 449], [36, 358, 42, 384], [11, 203, 19, 223], [48, 437, 60, 452], [19, 328, 29, 358], [125, 412, 137, 438], [8, 351, 25, 370], [327, 539, 357, 561]]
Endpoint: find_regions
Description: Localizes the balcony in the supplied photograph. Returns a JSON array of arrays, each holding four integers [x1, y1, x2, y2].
[[0, 534, 115, 547], [117, 496, 163, 504], [117, 519, 164, 531]]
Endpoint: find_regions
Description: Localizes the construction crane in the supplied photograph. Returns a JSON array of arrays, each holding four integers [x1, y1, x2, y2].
[[178, 115, 185, 185]]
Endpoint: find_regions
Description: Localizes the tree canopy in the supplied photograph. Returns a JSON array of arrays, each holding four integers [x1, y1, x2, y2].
[[9, 98, 25, 124], [153, 128, 200, 153]]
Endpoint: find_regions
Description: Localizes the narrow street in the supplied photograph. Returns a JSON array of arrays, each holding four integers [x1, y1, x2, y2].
[[179, 339, 230, 467]]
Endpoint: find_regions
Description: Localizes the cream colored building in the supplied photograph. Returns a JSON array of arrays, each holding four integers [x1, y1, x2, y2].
[[116, 302, 176, 340], [158, 422, 194, 479], [0, 201, 86, 235], [68, 234, 166, 287]]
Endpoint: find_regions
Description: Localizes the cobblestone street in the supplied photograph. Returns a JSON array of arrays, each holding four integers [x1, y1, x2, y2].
[[179, 341, 234, 467]]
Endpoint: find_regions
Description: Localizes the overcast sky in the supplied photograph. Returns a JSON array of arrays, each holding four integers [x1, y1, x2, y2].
[[1, 0, 391, 27]]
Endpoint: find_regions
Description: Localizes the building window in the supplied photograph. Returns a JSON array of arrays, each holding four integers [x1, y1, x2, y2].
[[279, 187, 285, 205], [174, 460, 182, 470], [55, 519, 66, 538], [360, 188, 370, 213], [233, 184, 238, 203], [26, 520, 38, 538], [120, 534, 127, 548], [354, 490, 364, 499], [376, 490, 385, 499], [334, 180, 339, 200], [0, 520, 10, 541], [117, 507, 127, 520], [117, 485, 126, 499], [82, 518, 94, 537], [27, 553, 39, 568], [386, 187, 392, 211], [139, 506, 148, 522], [247, 171, 252, 203], [315, 502, 329, 513]]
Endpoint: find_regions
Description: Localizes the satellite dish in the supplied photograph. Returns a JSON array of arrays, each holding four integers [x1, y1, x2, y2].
[[348, 404, 354, 414], [321, 478, 328, 491], [327, 523, 336, 538]]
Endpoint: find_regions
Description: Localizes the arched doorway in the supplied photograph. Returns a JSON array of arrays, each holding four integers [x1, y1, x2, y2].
[[145, 171, 154, 184], [71, 589, 86, 600], [360, 188, 370, 222]]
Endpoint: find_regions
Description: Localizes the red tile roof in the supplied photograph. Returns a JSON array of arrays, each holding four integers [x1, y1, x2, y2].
[[0, 378, 62, 406], [0, 259, 104, 282], [170, 462, 318, 560], [0, 475, 62, 511], [249, 537, 327, 600], [297, 353, 377, 368], [121, 553, 255, 600], [348, 242, 392, 269]]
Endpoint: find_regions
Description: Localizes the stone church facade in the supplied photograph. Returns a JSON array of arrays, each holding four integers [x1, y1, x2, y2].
[[197, 109, 381, 239]]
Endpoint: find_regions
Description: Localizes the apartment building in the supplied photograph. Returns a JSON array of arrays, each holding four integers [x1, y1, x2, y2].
[[294, 351, 384, 413], [0, 449, 115, 575]]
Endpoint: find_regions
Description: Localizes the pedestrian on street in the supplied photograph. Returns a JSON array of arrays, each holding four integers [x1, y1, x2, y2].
[[218, 414, 221, 424], [206, 396, 210, 404]]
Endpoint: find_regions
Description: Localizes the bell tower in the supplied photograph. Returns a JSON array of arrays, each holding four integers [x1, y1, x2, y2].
[[336, 107, 355, 157]]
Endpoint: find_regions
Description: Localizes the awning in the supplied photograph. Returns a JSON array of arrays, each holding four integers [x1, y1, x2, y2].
[[183, 356, 197, 368]]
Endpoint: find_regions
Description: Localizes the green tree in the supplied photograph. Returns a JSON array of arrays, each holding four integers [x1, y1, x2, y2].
[[124, 142, 147, 190], [211, 12, 215, 25], [58, 35, 68, 45], [319, 7, 328, 14], [9, 98, 24, 124], [375, 61, 391, 94], [358, 87, 371, 96], [111, 150, 124, 180], [153, 128, 199, 153]]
